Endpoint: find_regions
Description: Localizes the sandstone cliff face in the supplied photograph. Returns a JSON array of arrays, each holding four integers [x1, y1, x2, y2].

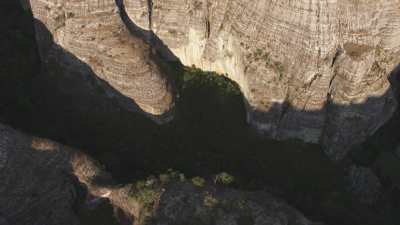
[[124, 0, 400, 159], [0, 123, 318, 225], [26, 0, 174, 122], [24, 0, 400, 159]]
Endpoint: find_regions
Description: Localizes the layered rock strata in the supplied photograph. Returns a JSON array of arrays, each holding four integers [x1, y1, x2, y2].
[[25, 0, 400, 159], [124, 0, 400, 159], [27, 0, 174, 122]]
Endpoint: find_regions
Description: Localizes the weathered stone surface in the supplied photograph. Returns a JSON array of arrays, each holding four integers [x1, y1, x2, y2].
[[0, 123, 319, 225], [0, 122, 134, 225], [26, 0, 174, 122], [0, 122, 122, 225], [24, 0, 400, 159], [124, 0, 400, 159], [152, 182, 313, 225], [0, 124, 81, 225]]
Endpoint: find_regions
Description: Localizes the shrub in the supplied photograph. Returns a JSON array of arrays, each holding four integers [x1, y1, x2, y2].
[[214, 172, 235, 185], [133, 188, 158, 207], [203, 193, 219, 207], [129, 176, 160, 209], [191, 176, 206, 187]]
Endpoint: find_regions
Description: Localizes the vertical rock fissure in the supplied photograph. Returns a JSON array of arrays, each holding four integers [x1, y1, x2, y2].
[[146, 0, 156, 47], [205, 1, 211, 39], [147, 0, 153, 31], [331, 48, 343, 67]]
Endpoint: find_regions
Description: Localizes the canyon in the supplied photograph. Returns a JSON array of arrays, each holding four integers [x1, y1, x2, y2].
[[26, 0, 400, 160], [1, 0, 400, 225], [0, 123, 324, 225], [123, 0, 400, 159]]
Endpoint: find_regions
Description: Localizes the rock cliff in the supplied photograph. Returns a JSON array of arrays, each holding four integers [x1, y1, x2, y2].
[[26, 0, 175, 123], [24, 0, 400, 159], [124, 0, 400, 159], [2, 1, 400, 225], [0, 123, 318, 225], [0, 123, 95, 225]]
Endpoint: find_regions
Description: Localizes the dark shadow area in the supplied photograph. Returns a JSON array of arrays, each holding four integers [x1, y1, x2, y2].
[[1, 2, 400, 225], [0, 0, 40, 128]]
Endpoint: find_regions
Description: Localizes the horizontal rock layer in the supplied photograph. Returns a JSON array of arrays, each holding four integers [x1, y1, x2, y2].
[[24, 0, 400, 159], [27, 0, 174, 123], [125, 0, 400, 159]]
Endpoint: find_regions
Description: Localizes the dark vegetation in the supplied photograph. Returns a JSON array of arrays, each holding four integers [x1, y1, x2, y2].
[[0, 2, 399, 225]]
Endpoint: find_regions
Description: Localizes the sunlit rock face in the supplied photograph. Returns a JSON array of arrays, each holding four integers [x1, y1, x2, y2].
[[27, 0, 174, 123], [125, 0, 400, 159]]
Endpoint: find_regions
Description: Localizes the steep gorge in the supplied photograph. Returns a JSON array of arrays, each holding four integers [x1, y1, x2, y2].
[[1, 0, 400, 225], [22, 0, 400, 160], [123, 0, 400, 160]]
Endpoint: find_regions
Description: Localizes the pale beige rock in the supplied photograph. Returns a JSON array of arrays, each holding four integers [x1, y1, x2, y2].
[[25, 0, 400, 159], [27, 0, 174, 123], [124, 0, 400, 159]]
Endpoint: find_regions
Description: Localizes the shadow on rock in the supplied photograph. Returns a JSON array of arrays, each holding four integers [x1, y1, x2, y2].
[[1, 1, 400, 225]]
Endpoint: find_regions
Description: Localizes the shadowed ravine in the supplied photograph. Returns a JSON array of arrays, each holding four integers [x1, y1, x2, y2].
[[1, 1, 400, 225]]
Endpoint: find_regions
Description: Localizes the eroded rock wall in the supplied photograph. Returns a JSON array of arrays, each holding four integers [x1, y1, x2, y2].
[[124, 0, 400, 159], [26, 0, 174, 122]]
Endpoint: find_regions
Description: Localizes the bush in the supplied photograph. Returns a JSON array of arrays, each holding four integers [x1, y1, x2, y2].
[[214, 172, 235, 185], [129, 176, 160, 209], [191, 176, 206, 187], [203, 192, 219, 207]]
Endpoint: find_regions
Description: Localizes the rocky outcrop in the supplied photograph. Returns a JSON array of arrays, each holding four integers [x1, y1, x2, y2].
[[0, 123, 319, 225], [26, 0, 174, 123], [0, 121, 133, 225], [152, 182, 314, 225], [0, 124, 83, 225], [124, 0, 400, 159]]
